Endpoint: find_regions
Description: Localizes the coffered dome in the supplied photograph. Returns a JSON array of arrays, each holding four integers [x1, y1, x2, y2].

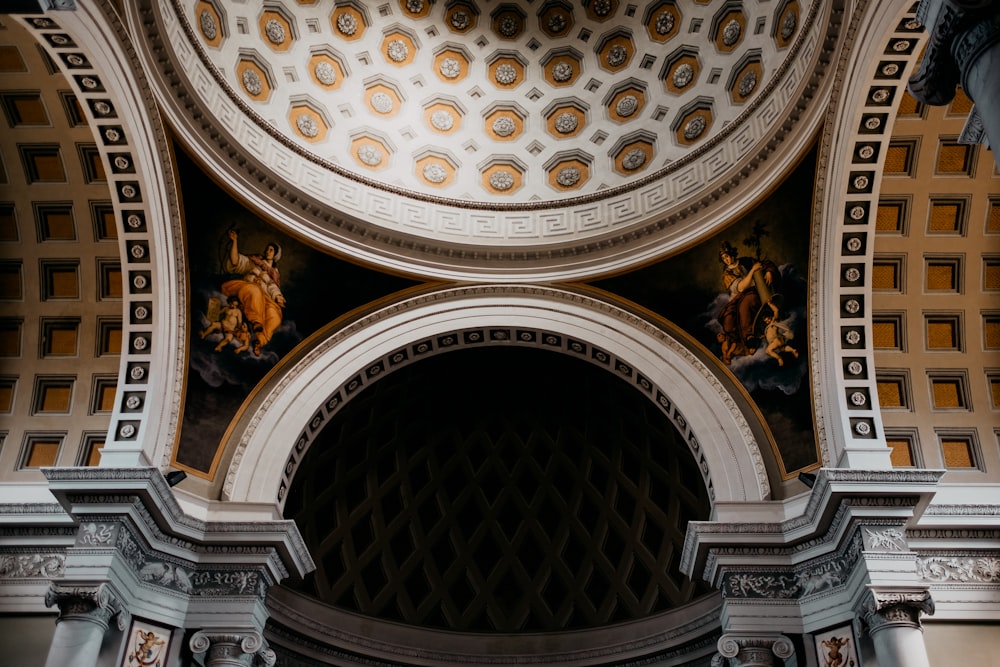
[[136, 0, 836, 279], [190, 0, 801, 202]]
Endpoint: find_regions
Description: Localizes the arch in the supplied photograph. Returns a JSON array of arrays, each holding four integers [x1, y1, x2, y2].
[[810, 1, 927, 469], [222, 285, 773, 508]]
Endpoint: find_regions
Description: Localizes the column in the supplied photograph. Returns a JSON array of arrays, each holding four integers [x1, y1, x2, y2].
[[715, 633, 795, 667], [908, 1, 1000, 164], [43, 582, 129, 667], [863, 589, 934, 667], [189, 630, 276, 667]]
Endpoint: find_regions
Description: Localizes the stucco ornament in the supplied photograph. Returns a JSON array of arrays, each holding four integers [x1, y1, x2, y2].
[[450, 10, 470, 30], [489, 170, 515, 191], [495, 63, 518, 85], [497, 16, 519, 37], [336, 13, 358, 36], [387, 40, 409, 62], [656, 11, 675, 35], [684, 115, 707, 140], [357, 145, 383, 166], [555, 112, 578, 133], [371, 92, 394, 114], [199, 10, 217, 40], [296, 114, 319, 138], [241, 69, 263, 96], [622, 148, 647, 171], [552, 62, 573, 82], [492, 116, 516, 137], [781, 11, 797, 40], [616, 95, 639, 117], [314, 61, 336, 85], [439, 57, 461, 79], [431, 110, 455, 131], [606, 45, 628, 67], [264, 19, 285, 45], [556, 166, 581, 186], [423, 163, 448, 183], [722, 18, 741, 46], [673, 63, 694, 87], [738, 70, 757, 97]]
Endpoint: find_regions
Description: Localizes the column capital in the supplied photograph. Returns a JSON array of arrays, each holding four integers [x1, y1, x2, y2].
[[862, 588, 935, 635], [189, 630, 276, 667], [715, 633, 794, 667], [44, 581, 130, 632], [908, 0, 1000, 105]]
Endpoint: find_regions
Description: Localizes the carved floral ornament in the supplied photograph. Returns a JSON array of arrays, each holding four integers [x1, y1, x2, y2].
[[917, 555, 1000, 583]]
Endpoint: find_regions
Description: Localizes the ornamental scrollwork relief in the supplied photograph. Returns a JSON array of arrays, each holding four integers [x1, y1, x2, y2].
[[0, 553, 65, 578], [917, 556, 1000, 583]]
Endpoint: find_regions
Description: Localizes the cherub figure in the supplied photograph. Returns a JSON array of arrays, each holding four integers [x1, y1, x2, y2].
[[129, 629, 165, 667], [716, 331, 738, 365], [821, 635, 850, 667], [762, 314, 799, 366], [200, 296, 245, 352], [231, 321, 251, 354]]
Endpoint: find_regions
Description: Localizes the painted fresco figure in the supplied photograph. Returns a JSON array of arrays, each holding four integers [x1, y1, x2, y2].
[[221, 229, 286, 356], [717, 241, 780, 362], [128, 629, 165, 667], [199, 295, 248, 352], [762, 314, 799, 366], [820, 635, 852, 667]]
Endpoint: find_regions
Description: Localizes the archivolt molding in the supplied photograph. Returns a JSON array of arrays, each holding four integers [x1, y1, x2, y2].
[[21, 2, 187, 471], [810, 0, 926, 469], [222, 285, 772, 507], [129, 0, 840, 280]]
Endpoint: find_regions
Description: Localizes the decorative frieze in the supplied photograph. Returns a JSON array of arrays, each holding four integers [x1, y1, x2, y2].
[[0, 553, 65, 579], [917, 556, 1000, 584], [118, 528, 270, 598], [720, 531, 864, 600]]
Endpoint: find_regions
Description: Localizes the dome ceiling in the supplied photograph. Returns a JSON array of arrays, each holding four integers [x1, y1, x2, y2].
[[191, 0, 800, 202], [138, 0, 835, 279]]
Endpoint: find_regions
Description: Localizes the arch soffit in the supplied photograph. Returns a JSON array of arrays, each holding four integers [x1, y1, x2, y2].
[[222, 285, 773, 508], [809, 0, 926, 469]]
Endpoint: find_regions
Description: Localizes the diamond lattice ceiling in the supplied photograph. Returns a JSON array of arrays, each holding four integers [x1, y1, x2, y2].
[[284, 347, 712, 633]]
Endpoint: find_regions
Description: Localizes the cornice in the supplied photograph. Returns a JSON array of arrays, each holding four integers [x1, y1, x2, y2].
[[42, 468, 314, 578]]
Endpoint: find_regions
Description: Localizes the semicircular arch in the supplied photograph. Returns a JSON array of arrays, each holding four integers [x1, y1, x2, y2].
[[222, 285, 775, 509]]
